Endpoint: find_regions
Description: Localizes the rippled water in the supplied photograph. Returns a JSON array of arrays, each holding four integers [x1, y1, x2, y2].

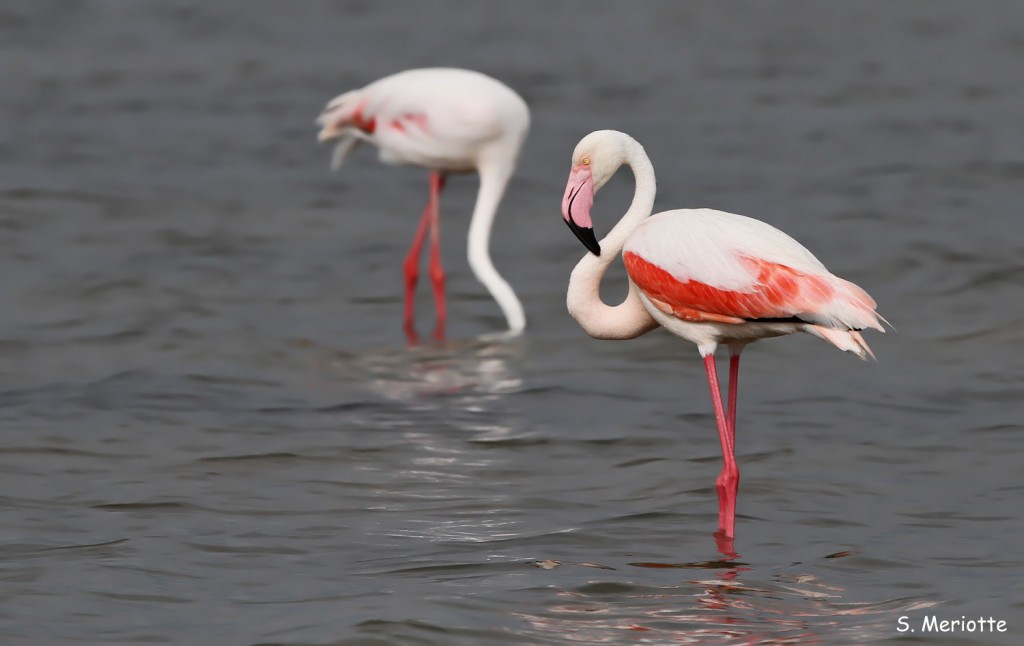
[[3, 2, 1023, 644]]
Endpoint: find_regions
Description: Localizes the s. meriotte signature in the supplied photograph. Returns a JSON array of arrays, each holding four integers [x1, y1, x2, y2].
[[898, 615, 1008, 634]]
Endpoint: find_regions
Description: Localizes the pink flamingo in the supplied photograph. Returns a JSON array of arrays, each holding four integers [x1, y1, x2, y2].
[[317, 68, 529, 342], [560, 130, 885, 547]]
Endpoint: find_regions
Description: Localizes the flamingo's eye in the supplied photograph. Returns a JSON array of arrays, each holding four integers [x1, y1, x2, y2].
[[581, 156, 591, 166]]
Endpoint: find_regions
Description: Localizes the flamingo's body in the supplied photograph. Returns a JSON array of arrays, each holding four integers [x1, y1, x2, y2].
[[317, 68, 529, 341], [560, 130, 884, 545]]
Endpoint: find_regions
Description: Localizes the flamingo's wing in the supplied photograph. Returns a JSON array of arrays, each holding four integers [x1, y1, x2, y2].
[[622, 209, 883, 331], [362, 70, 512, 168], [624, 250, 832, 324]]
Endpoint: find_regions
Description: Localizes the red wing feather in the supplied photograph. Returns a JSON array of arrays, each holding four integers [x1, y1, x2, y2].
[[623, 251, 834, 323]]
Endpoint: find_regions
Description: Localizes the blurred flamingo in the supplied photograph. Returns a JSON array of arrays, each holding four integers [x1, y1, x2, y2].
[[560, 130, 885, 548], [317, 68, 529, 342]]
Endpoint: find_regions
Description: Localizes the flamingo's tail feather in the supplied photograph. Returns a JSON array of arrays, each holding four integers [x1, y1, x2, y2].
[[805, 325, 877, 361]]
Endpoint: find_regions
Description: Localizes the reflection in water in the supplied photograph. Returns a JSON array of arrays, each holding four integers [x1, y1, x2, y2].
[[311, 339, 529, 544], [304, 339, 946, 643], [316, 337, 524, 402], [311, 341, 941, 643], [516, 551, 939, 644]]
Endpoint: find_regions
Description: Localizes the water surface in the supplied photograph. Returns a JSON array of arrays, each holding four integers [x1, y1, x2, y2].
[[2, 2, 1023, 644]]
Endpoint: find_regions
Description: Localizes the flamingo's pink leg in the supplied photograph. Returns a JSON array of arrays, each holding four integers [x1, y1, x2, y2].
[[402, 198, 432, 344], [704, 353, 739, 539], [402, 173, 448, 344], [426, 172, 447, 340], [713, 352, 743, 557], [727, 351, 741, 443]]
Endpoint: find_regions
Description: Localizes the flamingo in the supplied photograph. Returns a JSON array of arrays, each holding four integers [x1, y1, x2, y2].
[[316, 68, 530, 342], [560, 130, 885, 546]]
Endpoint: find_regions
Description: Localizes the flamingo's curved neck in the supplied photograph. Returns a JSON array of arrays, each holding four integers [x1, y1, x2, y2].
[[566, 143, 659, 340], [467, 159, 526, 335]]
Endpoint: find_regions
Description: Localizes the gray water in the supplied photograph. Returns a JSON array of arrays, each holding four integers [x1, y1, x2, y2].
[[3, 2, 1023, 644]]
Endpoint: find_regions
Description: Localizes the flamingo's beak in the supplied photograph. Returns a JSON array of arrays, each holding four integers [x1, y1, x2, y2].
[[561, 166, 600, 256]]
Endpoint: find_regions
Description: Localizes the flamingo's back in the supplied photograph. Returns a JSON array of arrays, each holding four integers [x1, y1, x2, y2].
[[317, 68, 529, 172]]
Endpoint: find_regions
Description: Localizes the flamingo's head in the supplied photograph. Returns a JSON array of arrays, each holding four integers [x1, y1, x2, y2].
[[561, 130, 633, 256], [316, 91, 365, 170], [561, 162, 598, 255]]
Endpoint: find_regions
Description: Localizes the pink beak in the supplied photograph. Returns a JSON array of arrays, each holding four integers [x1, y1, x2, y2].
[[561, 166, 600, 255]]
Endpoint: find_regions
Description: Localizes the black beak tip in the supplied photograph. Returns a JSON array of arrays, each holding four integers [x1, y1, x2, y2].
[[565, 218, 601, 256]]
